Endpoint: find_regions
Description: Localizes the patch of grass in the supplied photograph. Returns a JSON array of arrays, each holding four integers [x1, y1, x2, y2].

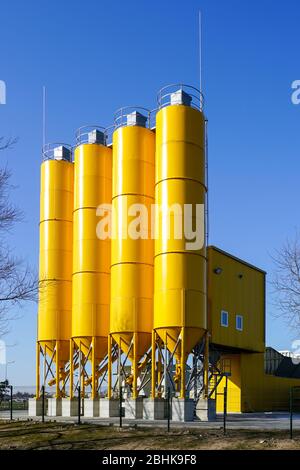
[[0, 421, 300, 450]]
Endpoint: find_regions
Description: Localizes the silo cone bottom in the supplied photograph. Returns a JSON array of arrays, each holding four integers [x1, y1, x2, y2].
[[61, 398, 79, 417], [47, 398, 62, 416], [28, 398, 44, 417], [83, 398, 100, 417]]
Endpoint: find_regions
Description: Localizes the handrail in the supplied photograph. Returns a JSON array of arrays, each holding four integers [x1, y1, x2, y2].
[[114, 106, 151, 129], [42, 142, 73, 162], [105, 124, 115, 146], [75, 125, 106, 146], [157, 83, 204, 111], [149, 107, 158, 129]]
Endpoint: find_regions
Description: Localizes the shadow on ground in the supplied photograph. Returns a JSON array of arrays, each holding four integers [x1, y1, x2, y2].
[[0, 421, 299, 450]]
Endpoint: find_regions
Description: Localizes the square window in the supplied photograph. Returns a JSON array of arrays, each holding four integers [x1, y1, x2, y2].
[[236, 315, 243, 331], [221, 310, 229, 327]]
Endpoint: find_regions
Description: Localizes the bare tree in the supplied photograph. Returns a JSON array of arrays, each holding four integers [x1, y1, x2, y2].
[[0, 137, 18, 152], [271, 232, 300, 331], [0, 139, 37, 336]]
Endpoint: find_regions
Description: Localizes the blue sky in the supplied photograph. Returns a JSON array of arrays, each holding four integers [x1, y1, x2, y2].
[[0, 0, 299, 385]]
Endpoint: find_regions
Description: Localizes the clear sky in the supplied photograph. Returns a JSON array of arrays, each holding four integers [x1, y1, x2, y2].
[[0, 0, 299, 386]]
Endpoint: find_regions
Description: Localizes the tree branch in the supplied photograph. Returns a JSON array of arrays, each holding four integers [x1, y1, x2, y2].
[[271, 230, 300, 331], [0, 138, 37, 336]]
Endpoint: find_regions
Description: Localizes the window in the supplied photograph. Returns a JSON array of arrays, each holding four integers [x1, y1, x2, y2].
[[221, 310, 229, 327], [236, 315, 243, 331]]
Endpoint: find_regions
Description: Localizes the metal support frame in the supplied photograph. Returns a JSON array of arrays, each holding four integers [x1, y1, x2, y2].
[[107, 335, 112, 399], [69, 337, 109, 400], [204, 331, 209, 398], [155, 334, 177, 397], [69, 340, 74, 399], [151, 330, 227, 411], [36, 340, 70, 399], [35, 333, 231, 409], [186, 341, 205, 401], [107, 334, 151, 400], [36, 343, 40, 398], [152, 329, 206, 400], [151, 327, 203, 398]]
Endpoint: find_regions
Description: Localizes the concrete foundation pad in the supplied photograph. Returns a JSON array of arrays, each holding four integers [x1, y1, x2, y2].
[[195, 398, 216, 421], [47, 398, 62, 416], [61, 398, 79, 417], [124, 398, 143, 419], [28, 398, 44, 417], [99, 399, 120, 418], [84, 399, 100, 417], [143, 398, 167, 420], [171, 398, 194, 422]]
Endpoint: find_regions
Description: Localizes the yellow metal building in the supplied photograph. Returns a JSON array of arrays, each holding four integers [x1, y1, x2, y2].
[[207, 246, 300, 413], [215, 352, 300, 413], [208, 245, 265, 353]]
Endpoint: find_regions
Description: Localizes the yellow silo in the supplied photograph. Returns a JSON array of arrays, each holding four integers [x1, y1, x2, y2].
[[37, 144, 73, 398], [153, 85, 207, 399], [109, 109, 155, 399], [71, 127, 112, 399]]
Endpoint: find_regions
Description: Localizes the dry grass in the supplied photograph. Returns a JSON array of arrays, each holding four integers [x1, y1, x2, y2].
[[0, 421, 299, 450]]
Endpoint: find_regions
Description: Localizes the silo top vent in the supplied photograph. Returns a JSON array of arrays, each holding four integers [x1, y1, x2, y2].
[[170, 89, 192, 106], [88, 129, 105, 145], [157, 84, 204, 111], [126, 111, 147, 127], [75, 125, 106, 146], [42, 143, 73, 162], [54, 145, 72, 161], [114, 107, 151, 129]]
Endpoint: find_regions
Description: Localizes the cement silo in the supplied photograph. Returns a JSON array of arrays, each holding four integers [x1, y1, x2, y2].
[[109, 108, 155, 409], [37, 144, 73, 403], [153, 85, 207, 405], [71, 127, 112, 410], [70, 126, 112, 406]]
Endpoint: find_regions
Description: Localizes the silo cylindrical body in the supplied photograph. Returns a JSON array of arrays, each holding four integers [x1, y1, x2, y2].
[[38, 155, 74, 365], [72, 139, 112, 362], [154, 101, 207, 364], [110, 121, 155, 362]]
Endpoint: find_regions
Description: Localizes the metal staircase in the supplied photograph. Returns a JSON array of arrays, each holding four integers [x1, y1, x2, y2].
[[193, 348, 232, 419], [208, 357, 231, 399]]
